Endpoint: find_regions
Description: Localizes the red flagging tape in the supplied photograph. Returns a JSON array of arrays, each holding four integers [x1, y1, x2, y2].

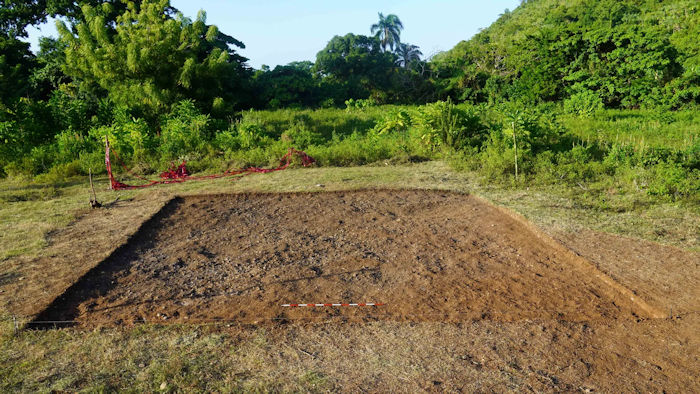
[[105, 137, 315, 190]]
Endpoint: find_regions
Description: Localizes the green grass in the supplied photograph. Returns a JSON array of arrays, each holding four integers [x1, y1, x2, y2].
[[0, 160, 698, 391], [239, 105, 393, 140], [1, 160, 697, 263], [560, 109, 700, 150], [1, 106, 698, 390]]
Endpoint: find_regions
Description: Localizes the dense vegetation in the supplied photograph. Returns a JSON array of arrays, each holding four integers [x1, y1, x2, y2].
[[0, 0, 698, 203], [433, 0, 700, 108]]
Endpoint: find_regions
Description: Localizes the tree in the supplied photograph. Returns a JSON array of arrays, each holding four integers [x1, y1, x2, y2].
[[58, 0, 251, 124], [0, 34, 34, 108], [0, 0, 141, 38], [29, 37, 69, 99], [253, 61, 318, 108], [314, 33, 396, 101], [370, 12, 403, 52], [396, 43, 422, 69]]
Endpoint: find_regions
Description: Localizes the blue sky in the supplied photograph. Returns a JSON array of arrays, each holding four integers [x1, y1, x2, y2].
[[25, 0, 520, 69]]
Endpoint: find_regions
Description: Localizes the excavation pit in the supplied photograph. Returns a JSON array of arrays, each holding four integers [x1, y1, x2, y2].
[[34, 190, 648, 327]]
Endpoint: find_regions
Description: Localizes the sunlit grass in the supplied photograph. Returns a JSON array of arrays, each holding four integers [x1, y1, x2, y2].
[[560, 109, 700, 150], [0, 160, 698, 391], [2, 160, 698, 263]]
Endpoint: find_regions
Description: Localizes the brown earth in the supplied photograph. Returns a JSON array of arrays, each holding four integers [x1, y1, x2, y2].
[[35, 190, 662, 326], [12, 189, 699, 391], [554, 229, 700, 315], [0, 192, 171, 317]]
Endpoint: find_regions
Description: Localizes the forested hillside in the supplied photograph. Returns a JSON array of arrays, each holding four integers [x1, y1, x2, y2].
[[0, 0, 698, 199], [432, 0, 700, 108]]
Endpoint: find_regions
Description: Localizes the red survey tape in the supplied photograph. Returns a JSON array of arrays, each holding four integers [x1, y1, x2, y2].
[[104, 136, 315, 190]]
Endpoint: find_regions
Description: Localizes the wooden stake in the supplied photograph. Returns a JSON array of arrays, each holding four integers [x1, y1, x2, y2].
[[89, 168, 102, 208]]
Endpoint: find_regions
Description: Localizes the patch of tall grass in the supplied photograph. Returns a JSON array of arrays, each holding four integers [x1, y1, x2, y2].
[[2, 101, 697, 203]]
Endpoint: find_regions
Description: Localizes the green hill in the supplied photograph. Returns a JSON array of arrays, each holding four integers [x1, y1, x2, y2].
[[432, 0, 700, 108]]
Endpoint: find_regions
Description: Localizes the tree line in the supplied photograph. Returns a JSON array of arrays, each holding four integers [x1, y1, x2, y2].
[[1, 0, 698, 174]]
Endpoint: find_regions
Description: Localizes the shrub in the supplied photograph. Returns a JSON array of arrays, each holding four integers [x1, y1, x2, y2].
[[479, 129, 522, 179], [320, 98, 336, 108], [88, 114, 153, 163], [414, 99, 485, 149], [552, 146, 606, 183], [307, 130, 399, 166], [159, 100, 210, 160], [281, 122, 323, 149], [55, 130, 95, 163], [34, 160, 83, 183], [372, 109, 411, 135], [646, 162, 700, 199], [0, 121, 20, 167], [5, 145, 57, 176], [564, 90, 604, 117], [213, 125, 240, 152], [344, 98, 377, 111], [236, 120, 272, 149], [48, 90, 94, 132]]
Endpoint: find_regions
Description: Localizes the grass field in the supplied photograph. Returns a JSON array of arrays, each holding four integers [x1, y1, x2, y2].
[[1, 160, 698, 391], [2, 0, 699, 388]]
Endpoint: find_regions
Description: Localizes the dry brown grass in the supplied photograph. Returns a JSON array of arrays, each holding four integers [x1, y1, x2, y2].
[[1, 161, 698, 391]]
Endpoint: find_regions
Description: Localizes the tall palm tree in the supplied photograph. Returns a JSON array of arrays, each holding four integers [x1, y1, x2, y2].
[[396, 43, 422, 68], [370, 13, 404, 52]]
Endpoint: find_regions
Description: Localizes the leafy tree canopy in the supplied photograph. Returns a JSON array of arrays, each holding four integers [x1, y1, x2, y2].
[[396, 43, 422, 69], [58, 0, 251, 123], [0, 35, 34, 108], [432, 0, 700, 108], [0, 0, 144, 38], [314, 33, 396, 101], [253, 61, 318, 109]]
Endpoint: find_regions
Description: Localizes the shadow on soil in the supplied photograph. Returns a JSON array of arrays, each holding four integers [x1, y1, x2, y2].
[[28, 197, 183, 329]]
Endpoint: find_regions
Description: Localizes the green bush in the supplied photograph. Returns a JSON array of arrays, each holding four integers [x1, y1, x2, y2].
[[55, 130, 94, 163], [159, 100, 211, 160], [372, 109, 411, 135], [307, 130, 402, 166], [0, 120, 20, 166], [344, 98, 377, 111], [479, 130, 528, 179], [552, 146, 608, 183], [236, 121, 272, 149], [48, 90, 96, 132], [239, 106, 382, 140], [281, 122, 323, 149], [34, 160, 83, 183], [563, 90, 605, 117], [646, 162, 699, 199], [414, 99, 485, 149], [5, 145, 57, 176], [213, 125, 240, 152]]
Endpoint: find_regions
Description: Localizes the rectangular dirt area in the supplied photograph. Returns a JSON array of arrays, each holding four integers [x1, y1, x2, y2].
[[36, 190, 646, 327]]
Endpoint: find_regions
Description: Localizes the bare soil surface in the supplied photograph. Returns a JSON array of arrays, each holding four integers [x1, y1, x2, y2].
[[1, 193, 170, 317], [36, 190, 657, 325], [17, 189, 700, 391], [555, 229, 700, 314]]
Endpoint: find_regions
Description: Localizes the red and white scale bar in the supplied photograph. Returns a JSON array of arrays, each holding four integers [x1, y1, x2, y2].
[[282, 303, 384, 307]]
